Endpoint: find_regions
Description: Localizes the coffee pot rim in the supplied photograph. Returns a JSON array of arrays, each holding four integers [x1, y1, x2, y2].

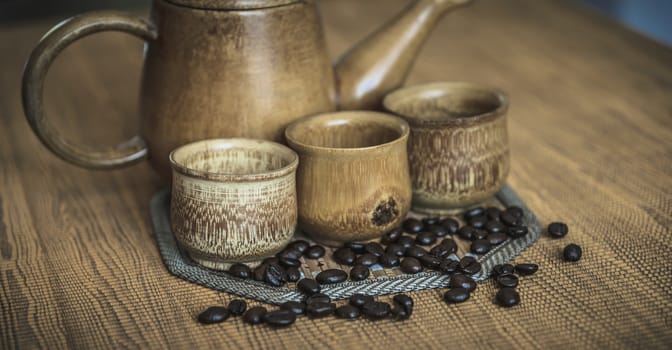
[[163, 0, 300, 11]]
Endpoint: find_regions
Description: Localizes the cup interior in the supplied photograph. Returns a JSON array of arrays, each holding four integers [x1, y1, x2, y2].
[[285, 111, 409, 150], [170, 138, 298, 180]]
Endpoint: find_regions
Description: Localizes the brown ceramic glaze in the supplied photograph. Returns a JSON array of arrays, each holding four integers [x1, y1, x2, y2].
[[169, 138, 298, 269], [22, 0, 471, 181], [285, 112, 412, 246], [383, 82, 509, 213]]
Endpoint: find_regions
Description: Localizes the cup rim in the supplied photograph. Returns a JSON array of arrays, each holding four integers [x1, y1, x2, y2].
[[169, 138, 299, 182], [382, 81, 509, 127], [284, 111, 410, 155]]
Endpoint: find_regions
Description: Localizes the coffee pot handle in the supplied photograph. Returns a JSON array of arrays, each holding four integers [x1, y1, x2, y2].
[[22, 11, 158, 169]]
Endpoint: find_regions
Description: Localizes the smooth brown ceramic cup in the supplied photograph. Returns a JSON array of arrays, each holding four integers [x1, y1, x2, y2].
[[285, 111, 412, 246], [170, 138, 298, 269], [383, 82, 509, 213]]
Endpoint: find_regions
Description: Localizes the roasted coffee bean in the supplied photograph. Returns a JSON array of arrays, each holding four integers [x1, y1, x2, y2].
[[297, 278, 321, 295], [307, 302, 336, 318], [515, 263, 538, 276], [397, 236, 416, 250], [469, 215, 488, 229], [345, 242, 367, 254], [228, 263, 252, 279], [440, 218, 460, 234], [429, 244, 451, 258], [450, 273, 477, 292], [277, 249, 302, 260], [386, 243, 406, 257], [289, 240, 310, 253], [333, 247, 356, 266], [243, 306, 266, 325], [485, 207, 502, 221], [485, 220, 506, 234], [563, 244, 582, 262], [227, 299, 247, 316], [444, 288, 470, 303], [279, 257, 301, 268], [379, 253, 400, 267], [335, 305, 361, 319], [400, 257, 423, 274], [392, 305, 410, 320], [548, 222, 569, 238], [441, 239, 458, 254], [439, 259, 459, 274], [458, 226, 477, 240], [406, 245, 428, 259], [304, 293, 330, 305], [355, 253, 378, 267], [263, 257, 281, 265], [197, 306, 229, 324], [381, 227, 403, 245], [500, 211, 523, 227], [362, 301, 391, 319], [419, 254, 442, 269], [305, 245, 326, 259], [264, 309, 296, 326], [496, 274, 519, 288], [392, 294, 414, 319], [286, 267, 301, 282], [264, 263, 287, 287], [349, 294, 374, 308], [422, 217, 440, 227], [427, 224, 449, 237], [416, 231, 437, 246], [471, 239, 491, 255], [458, 257, 482, 275], [492, 263, 514, 278], [464, 207, 485, 221], [402, 218, 423, 233], [280, 301, 306, 316], [253, 264, 268, 282], [505, 206, 524, 218], [506, 225, 529, 238], [349, 264, 370, 281], [364, 242, 385, 257], [316, 269, 348, 284], [473, 229, 488, 241], [487, 232, 508, 246], [496, 287, 520, 307]]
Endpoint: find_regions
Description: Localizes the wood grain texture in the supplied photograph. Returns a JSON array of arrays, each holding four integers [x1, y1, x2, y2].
[[1, 0, 671, 349]]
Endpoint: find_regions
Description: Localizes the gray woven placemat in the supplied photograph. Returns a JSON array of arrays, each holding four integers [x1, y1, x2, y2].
[[151, 184, 541, 305]]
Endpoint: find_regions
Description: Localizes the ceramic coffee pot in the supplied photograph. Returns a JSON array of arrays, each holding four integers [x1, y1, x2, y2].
[[22, 0, 471, 180]]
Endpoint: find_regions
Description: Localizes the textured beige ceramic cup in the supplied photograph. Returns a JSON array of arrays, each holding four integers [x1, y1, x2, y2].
[[383, 82, 509, 213], [285, 111, 412, 246], [170, 138, 298, 269]]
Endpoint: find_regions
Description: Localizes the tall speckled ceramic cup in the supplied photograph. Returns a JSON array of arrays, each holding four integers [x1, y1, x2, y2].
[[384, 82, 509, 213], [170, 138, 298, 269]]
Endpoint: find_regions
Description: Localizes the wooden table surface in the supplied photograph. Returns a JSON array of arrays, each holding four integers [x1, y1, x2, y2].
[[1, 0, 671, 349]]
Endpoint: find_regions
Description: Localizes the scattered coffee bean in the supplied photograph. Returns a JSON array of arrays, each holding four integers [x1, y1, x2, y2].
[[333, 247, 356, 266], [505, 206, 524, 218], [471, 239, 491, 254], [243, 306, 267, 325], [439, 259, 459, 274], [402, 218, 423, 233], [297, 279, 321, 295], [397, 236, 416, 250], [427, 224, 449, 237], [440, 218, 460, 234], [264, 309, 296, 326], [277, 249, 302, 260], [496, 287, 520, 307], [485, 220, 506, 234], [500, 211, 523, 227], [440, 239, 458, 254], [379, 253, 400, 268], [362, 301, 391, 319], [506, 225, 529, 238], [335, 305, 361, 319], [227, 299, 247, 316], [496, 274, 519, 288], [416, 231, 437, 246], [349, 264, 370, 281], [406, 245, 428, 259], [364, 242, 385, 257], [429, 244, 451, 258], [458, 226, 477, 240], [469, 215, 488, 229], [400, 257, 423, 274], [487, 232, 508, 246], [289, 240, 310, 253], [316, 269, 348, 284], [444, 288, 470, 303], [422, 217, 440, 226], [473, 229, 488, 240], [563, 244, 582, 262], [514, 263, 538, 276], [286, 267, 301, 282], [307, 302, 336, 318], [279, 257, 301, 268], [464, 207, 485, 221], [345, 242, 367, 254], [355, 253, 378, 267], [548, 222, 569, 238], [458, 257, 482, 275], [419, 254, 442, 269], [304, 293, 330, 305], [381, 227, 403, 245], [280, 301, 306, 315], [305, 245, 326, 259], [386, 243, 406, 257], [349, 294, 374, 308], [197, 306, 229, 324], [264, 263, 287, 287], [253, 264, 268, 281], [449, 273, 477, 292], [485, 207, 502, 221], [458, 256, 476, 269], [228, 263, 252, 279], [392, 294, 414, 319], [492, 263, 514, 278]]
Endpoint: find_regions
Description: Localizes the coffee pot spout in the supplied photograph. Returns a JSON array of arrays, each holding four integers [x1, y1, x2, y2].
[[333, 0, 472, 110]]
